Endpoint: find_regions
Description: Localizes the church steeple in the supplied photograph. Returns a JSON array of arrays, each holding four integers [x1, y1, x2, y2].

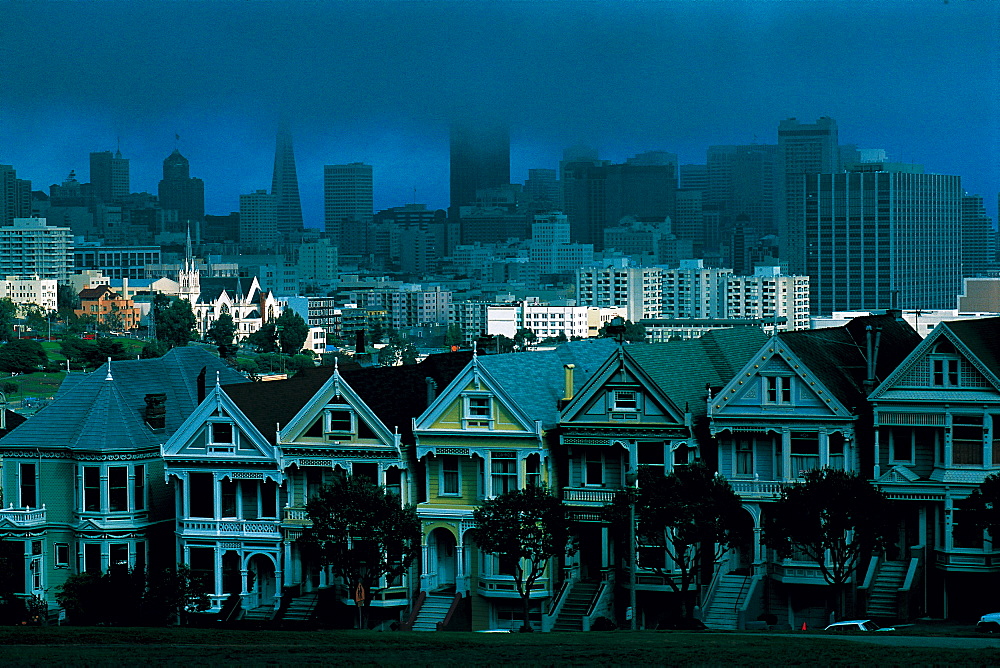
[[178, 223, 200, 304]]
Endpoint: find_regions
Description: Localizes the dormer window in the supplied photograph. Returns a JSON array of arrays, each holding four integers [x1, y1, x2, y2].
[[209, 422, 235, 452], [765, 375, 792, 404], [613, 390, 638, 411], [930, 340, 960, 387], [463, 394, 493, 429], [325, 409, 354, 434]]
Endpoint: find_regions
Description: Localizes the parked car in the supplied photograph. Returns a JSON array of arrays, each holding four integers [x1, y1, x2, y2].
[[976, 612, 1000, 633], [823, 620, 895, 632]]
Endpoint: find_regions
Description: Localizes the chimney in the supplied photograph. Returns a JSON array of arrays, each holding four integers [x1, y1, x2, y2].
[[144, 393, 167, 430], [197, 366, 207, 403], [562, 364, 575, 403], [355, 330, 366, 354], [426, 377, 438, 407]]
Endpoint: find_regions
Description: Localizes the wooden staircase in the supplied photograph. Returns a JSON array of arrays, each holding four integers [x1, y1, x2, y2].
[[866, 560, 907, 618], [551, 581, 599, 632], [281, 591, 319, 622], [410, 594, 453, 632], [702, 574, 750, 630]]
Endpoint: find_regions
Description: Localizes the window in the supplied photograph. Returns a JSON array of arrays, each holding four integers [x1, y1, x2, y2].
[[491, 452, 518, 495], [385, 467, 403, 498], [525, 455, 541, 488], [83, 466, 100, 511], [735, 439, 754, 476], [110, 543, 129, 570], [19, 463, 36, 508], [932, 359, 959, 387], [585, 451, 604, 486], [613, 390, 638, 411], [353, 462, 378, 485], [952, 507, 984, 549], [790, 433, 820, 477], [952, 416, 984, 466], [440, 456, 460, 496], [828, 433, 846, 470], [190, 472, 215, 518], [55, 543, 70, 568], [109, 466, 128, 512], [765, 376, 792, 404], [134, 465, 145, 511], [638, 442, 665, 476], [84, 543, 102, 574], [210, 422, 234, 445], [221, 479, 237, 517], [889, 428, 914, 464], [326, 410, 353, 433]]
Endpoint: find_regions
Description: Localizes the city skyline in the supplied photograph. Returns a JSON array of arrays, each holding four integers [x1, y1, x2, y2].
[[0, 1, 996, 226]]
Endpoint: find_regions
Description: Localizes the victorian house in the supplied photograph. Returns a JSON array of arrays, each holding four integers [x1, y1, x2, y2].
[[0, 347, 244, 612], [192, 276, 284, 344], [160, 352, 470, 624], [868, 317, 1000, 618], [709, 313, 920, 629]]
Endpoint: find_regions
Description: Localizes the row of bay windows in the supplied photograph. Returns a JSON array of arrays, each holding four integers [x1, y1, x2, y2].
[[16, 463, 146, 513], [4, 540, 146, 595], [879, 417, 1000, 468], [730, 432, 847, 479], [435, 452, 542, 497]]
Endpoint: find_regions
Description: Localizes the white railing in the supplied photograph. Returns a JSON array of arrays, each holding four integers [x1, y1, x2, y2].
[[728, 480, 790, 498], [562, 488, 618, 504], [283, 507, 311, 523], [179, 518, 281, 538], [0, 506, 46, 526]]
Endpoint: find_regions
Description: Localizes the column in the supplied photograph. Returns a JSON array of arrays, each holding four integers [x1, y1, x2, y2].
[[600, 527, 610, 570], [214, 547, 223, 597], [781, 429, 791, 481], [819, 429, 829, 468], [944, 413, 953, 467], [214, 475, 222, 520], [455, 544, 466, 594], [873, 425, 881, 478], [283, 541, 293, 587]]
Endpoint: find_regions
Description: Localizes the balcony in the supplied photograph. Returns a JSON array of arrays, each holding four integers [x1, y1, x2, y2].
[[728, 479, 792, 500], [562, 487, 619, 506], [0, 506, 46, 527], [283, 506, 312, 525], [934, 549, 1000, 573], [477, 574, 550, 599], [178, 518, 282, 539]]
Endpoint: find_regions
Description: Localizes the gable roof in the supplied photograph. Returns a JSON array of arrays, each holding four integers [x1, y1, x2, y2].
[[223, 351, 474, 444], [197, 276, 260, 305], [628, 328, 769, 420], [0, 347, 246, 452], [778, 313, 920, 410]]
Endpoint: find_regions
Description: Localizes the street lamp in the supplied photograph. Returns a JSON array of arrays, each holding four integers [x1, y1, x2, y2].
[[625, 469, 639, 630]]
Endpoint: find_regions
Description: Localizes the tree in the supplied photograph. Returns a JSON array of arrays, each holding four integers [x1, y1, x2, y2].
[[302, 476, 421, 628], [247, 322, 278, 353], [0, 339, 47, 373], [513, 328, 538, 352], [473, 485, 574, 632], [57, 283, 81, 314], [955, 472, 1000, 542], [444, 323, 464, 349], [155, 296, 196, 348], [141, 339, 169, 359], [206, 309, 238, 359], [763, 468, 897, 619], [606, 462, 746, 621], [379, 333, 418, 367], [599, 319, 646, 343], [275, 309, 309, 355], [0, 298, 18, 341], [60, 336, 129, 369]]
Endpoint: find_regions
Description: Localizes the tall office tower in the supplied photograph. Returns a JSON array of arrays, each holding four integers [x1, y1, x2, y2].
[[777, 117, 840, 273], [805, 163, 962, 314], [706, 144, 778, 239], [961, 194, 993, 278], [449, 122, 510, 215], [239, 190, 278, 250], [89, 150, 130, 202], [323, 162, 373, 256], [158, 150, 205, 230], [0, 164, 32, 227], [561, 160, 607, 246], [523, 168, 561, 211], [672, 189, 705, 250], [678, 164, 708, 190], [271, 123, 304, 238], [0, 217, 73, 282]]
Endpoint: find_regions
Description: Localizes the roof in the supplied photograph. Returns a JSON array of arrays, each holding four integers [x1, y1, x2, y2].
[[197, 276, 258, 304], [78, 285, 120, 300], [629, 328, 770, 419], [0, 347, 246, 452], [777, 313, 920, 411], [0, 410, 26, 437], [476, 338, 619, 429], [940, 317, 1000, 378], [224, 351, 474, 444]]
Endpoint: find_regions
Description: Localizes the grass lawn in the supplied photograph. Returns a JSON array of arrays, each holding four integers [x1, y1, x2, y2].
[[4, 371, 66, 401], [0, 628, 996, 666]]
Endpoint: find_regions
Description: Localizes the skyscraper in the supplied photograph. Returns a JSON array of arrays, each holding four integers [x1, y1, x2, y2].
[[324, 162, 373, 256], [0, 164, 32, 227], [90, 150, 130, 202], [706, 144, 777, 239], [804, 164, 962, 313], [240, 189, 278, 250], [158, 150, 205, 231], [449, 122, 510, 214], [777, 117, 840, 273], [961, 194, 993, 279], [271, 123, 304, 238]]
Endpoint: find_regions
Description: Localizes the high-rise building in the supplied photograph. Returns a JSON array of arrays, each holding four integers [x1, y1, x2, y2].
[[449, 122, 510, 214], [239, 190, 278, 250], [523, 168, 561, 211], [961, 194, 993, 278], [158, 150, 205, 230], [660, 259, 732, 320], [804, 164, 962, 313], [0, 164, 32, 227], [271, 123, 304, 238], [576, 260, 663, 321], [0, 218, 73, 283], [725, 265, 810, 331], [678, 164, 708, 191], [324, 162, 373, 256], [706, 144, 777, 239], [777, 117, 840, 273], [89, 150, 130, 202]]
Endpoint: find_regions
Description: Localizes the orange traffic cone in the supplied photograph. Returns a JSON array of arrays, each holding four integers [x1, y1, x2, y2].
[[800, 622, 808, 631]]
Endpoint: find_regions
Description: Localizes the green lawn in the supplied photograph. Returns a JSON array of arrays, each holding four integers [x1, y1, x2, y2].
[[0, 628, 995, 666], [3, 371, 65, 401]]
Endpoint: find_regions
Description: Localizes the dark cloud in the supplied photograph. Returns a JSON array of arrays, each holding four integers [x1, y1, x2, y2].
[[1, 0, 997, 225]]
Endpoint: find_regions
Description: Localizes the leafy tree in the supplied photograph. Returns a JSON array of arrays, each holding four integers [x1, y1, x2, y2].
[[57, 283, 81, 313], [60, 336, 129, 369], [0, 298, 18, 341], [154, 296, 196, 348], [763, 468, 897, 619], [1, 380, 17, 396], [379, 333, 418, 367], [606, 462, 746, 620], [444, 324, 464, 348], [247, 322, 278, 353], [599, 319, 646, 343], [0, 339, 47, 373], [513, 328, 538, 352], [206, 309, 238, 359], [141, 339, 170, 359], [287, 353, 316, 373], [302, 476, 421, 629], [22, 304, 49, 334], [275, 309, 310, 355], [99, 308, 125, 333], [473, 485, 574, 632], [143, 564, 211, 625], [955, 472, 1000, 542]]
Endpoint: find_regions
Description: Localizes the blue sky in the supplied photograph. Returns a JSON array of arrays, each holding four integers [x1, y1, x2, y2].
[[1, 0, 996, 226]]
